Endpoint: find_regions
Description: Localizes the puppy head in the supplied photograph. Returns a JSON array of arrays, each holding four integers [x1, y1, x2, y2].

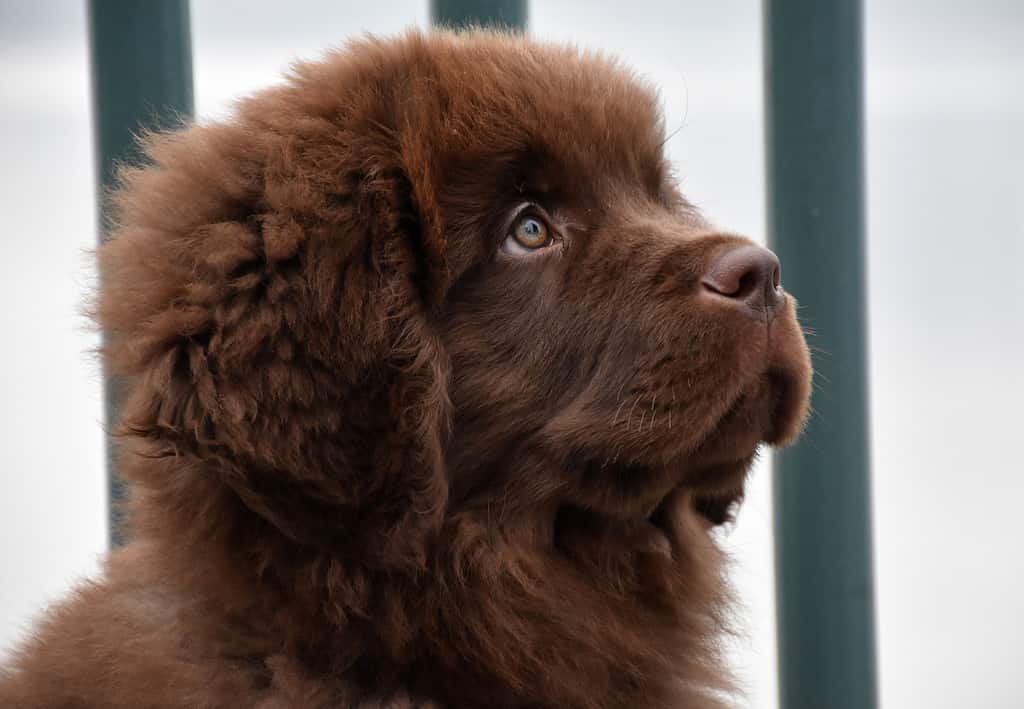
[[97, 31, 810, 708]]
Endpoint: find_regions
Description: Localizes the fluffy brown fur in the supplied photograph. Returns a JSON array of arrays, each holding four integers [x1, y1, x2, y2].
[[1, 31, 811, 708]]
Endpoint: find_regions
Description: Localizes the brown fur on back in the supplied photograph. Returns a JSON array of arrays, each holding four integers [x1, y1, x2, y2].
[[1, 31, 811, 708]]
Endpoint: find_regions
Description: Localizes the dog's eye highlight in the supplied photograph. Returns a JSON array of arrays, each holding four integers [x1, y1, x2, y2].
[[502, 210, 556, 256]]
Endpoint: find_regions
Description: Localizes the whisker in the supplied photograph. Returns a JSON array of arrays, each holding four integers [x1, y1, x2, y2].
[[611, 398, 628, 427], [626, 393, 642, 430]]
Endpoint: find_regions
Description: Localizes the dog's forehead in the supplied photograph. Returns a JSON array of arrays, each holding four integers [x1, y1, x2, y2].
[[413, 33, 668, 191]]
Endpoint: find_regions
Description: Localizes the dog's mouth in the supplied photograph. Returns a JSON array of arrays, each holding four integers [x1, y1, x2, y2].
[[555, 457, 750, 562], [554, 502, 672, 559], [553, 490, 741, 563]]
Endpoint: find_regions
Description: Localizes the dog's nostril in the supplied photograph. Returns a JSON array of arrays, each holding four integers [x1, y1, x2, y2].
[[701, 245, 784, 319]]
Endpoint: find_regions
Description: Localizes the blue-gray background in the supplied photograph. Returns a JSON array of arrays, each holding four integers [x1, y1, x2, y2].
[[1, 1, 1021, 706]]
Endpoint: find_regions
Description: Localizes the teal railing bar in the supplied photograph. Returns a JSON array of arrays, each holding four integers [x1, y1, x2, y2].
[[431, 0, 527, 30], [87, 0, 194, 548], [764, 0, 879, 706]]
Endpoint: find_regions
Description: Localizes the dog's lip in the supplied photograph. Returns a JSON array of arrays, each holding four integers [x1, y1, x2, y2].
[[662, 460, 748, 534], [554, 501, 675, 559], [557, 456, 751, 561], [638, 512, 675, 557], [645, 495, 678, 555], [646, 478, 745, 554]]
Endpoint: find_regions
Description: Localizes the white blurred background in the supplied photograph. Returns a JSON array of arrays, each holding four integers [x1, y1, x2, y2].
[[1, 1, 1021, 706]]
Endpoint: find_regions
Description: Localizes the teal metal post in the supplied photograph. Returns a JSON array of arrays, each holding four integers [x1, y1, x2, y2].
[[764, 1, 878, 707], [431, 0, 527, 30], [88, 0, 194, 547]]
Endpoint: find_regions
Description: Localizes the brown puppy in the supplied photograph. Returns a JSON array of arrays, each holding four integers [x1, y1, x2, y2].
[[0, 31, 811, 708]]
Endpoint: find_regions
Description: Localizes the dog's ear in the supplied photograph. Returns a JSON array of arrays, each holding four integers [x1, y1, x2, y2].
[[95, 63, 450, 576]]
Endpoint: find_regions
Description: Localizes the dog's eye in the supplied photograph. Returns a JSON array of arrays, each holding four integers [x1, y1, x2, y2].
[[502, 211, 555, 256], [513, 216, 549, 248]]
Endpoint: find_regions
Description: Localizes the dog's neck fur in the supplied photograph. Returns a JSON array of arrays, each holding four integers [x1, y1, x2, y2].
[[117, 443, 733, 709]]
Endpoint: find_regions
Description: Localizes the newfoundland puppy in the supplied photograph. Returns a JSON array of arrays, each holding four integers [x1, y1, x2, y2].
[[1, 30, 811, 708]]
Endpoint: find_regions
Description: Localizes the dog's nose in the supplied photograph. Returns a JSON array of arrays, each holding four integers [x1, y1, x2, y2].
[[701, 245, 784, 320]]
